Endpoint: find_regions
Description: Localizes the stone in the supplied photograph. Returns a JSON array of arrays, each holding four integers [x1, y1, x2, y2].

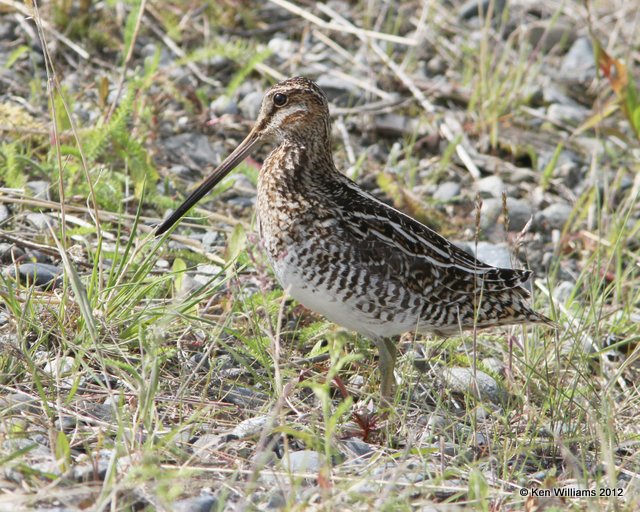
[[229, 415, 270, 439], [535, 203, 573, 230], [267, 37, 299, 60], [0, 392, 40, 414], [210, 95, 238, 116], [479, 198, 501, 230], [0, 243, 23, 263], [282, 450, 325, 474], [316, 75, 361, 104], [524, 23, 576, 54], [342, 437, 375, 459], [440, 367, 505, 405], [482, 357, 505, 377], [0, 204, 9, 223], [433, 181, 460, 202], [72, 459, 109, 482], [475, 175, 505, 198], [26, 213, 57, 231], [503, 198, 533, 232], [171, 494, 218, 512], [25, 180, 51, 200], [168, 164, 200, 180], [458, 0, 506, 20], [547, 103, 587, 125], [552, 280, 576, 304], [238, 90, 264, 120], [474, 242, 513, 269], [6, 262, 62, 289], [161, 133, 218, 170], [560, 37, 596, 84], [542, 83, 578, 107], [373, 113, 417, 136], [42, 356, 75, 376]]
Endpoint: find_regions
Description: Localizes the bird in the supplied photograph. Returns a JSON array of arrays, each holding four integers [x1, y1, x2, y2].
[[156, 76, 551, 403]]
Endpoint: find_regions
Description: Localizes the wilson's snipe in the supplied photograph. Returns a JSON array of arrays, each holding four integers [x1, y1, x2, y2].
[[157, 77, 550, 401]]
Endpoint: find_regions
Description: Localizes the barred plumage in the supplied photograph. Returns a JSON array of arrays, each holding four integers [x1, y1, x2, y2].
[[157, 77, 551, 401]]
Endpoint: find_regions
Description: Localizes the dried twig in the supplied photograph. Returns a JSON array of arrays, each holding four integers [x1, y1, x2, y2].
[[316, 3, 482, 179], [269, 0, 417, 47], [2, 0, 90, 59]]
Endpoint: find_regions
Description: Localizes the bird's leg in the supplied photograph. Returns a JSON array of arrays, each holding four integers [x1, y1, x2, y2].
[[374, 337, 397, 404]]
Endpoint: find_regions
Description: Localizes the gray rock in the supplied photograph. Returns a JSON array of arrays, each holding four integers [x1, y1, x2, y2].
[[503, 198, 533, 231], [238, 90, 264, 120], [316, 75, 361, 103], [458, 0, 506, 20], [171, 494, 218, 512], [552, 280, 576, 304], [25, 180, 51, 200], [440, 367, 505, 405], [479, 198, 501, 230], [267, 37, 299, 60], [210, 95, 238, 116], [342, 437, 375, 459], [84, 403, 116, 423], [474, 242, 513, 269], [265, 489, 287, 509], [543, 83, 579, 107], [433, 181, 460, 202], [0, 21, 13, 40], [0, 243, 23, 263], [373, 113, 417, 136], [193, 433, 226, 455], [3, 438, 49, 456], [536, 203, 573, 230], [482, 357, 505, 377], [536, 149, 581, 188], [140, 43, 172, 67], [0, 204, 9, 224], [427, 478, 466, 499], [524, 23, 576, 54], [230, 415, 270, 439], [188, 353, 211, 372], [475, 175, 505, 198], [162, 134, 218, 170], [202, 231, 222, 252], [283, 450, 325, 474], [42, 356, 75, 376], [168, 164, 200, 180], [0, 392, 40, 414], [191, 264, 224, 287], [547, 103, 587, 125], [26, 212, 57, 231], [560, 37, 596, 84], [73, 459, 109, 482], [6, 262, 62, 289], [480, 197, 533, 231]]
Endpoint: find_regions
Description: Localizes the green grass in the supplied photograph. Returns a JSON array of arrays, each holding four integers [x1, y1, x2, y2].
[[0, 1, 638, 510]]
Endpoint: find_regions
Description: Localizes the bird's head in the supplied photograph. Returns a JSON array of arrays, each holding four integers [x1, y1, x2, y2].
[[156, 77, 330, 235]]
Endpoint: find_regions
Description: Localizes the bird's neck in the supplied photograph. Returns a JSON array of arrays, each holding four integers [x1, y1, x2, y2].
[[260, 137, 339, 190]]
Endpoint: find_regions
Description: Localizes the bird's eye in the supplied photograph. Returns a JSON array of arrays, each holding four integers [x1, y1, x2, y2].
[[273, 93, 287, 107]]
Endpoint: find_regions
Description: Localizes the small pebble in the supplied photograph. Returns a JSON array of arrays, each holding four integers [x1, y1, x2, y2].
[[282, 450, 325, 474]]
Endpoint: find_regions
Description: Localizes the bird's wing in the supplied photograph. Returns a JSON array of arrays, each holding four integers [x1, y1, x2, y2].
[[326, 181, 532, 299]]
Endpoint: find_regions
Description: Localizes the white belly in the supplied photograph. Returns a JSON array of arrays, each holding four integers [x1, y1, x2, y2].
[[271, 252, 418, 339]]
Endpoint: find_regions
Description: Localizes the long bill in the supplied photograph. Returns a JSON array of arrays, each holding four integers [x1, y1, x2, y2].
[[156, 128, 261, 236]]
